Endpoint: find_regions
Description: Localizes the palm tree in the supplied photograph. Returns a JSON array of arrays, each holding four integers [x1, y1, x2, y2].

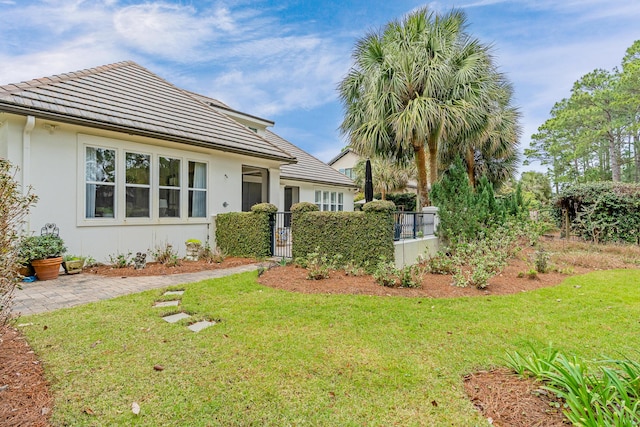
[[352, 156, 416, 200], [339, 7, 496, 207], [440, 74, 521, 188]]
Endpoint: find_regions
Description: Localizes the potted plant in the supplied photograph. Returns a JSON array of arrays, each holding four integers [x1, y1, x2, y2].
[[62, 255, 85, 274], [185, 239, 202, 261], [19, 234, 66, 280]]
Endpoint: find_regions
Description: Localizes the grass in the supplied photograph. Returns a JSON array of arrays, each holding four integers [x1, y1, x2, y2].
[[20, 269, 640, 426]]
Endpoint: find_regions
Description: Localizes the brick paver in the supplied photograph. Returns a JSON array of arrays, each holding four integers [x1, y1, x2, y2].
[[13, 264, 260, 316]]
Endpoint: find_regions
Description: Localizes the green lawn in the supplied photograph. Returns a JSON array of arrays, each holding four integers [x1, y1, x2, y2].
[[21, 269, 640, 426]]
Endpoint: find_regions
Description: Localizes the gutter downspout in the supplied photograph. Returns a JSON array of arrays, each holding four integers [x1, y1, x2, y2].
[[22, 115, 35, 195]]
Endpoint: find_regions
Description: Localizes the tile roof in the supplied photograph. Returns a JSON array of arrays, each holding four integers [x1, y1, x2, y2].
[[184, 91, 356, 189], [262, 130, 356, 188], [0, 61, 294, 163]]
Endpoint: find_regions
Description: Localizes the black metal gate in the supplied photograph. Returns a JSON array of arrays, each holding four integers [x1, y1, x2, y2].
[[269, 212, 292, 258]]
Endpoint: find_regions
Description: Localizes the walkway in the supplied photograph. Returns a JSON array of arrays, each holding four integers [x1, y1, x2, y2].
[[13, 264, 260, 316]]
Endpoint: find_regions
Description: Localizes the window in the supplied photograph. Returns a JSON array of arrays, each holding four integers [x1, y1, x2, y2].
[[188, 161, 207, 217], [315, 189, 345, 211], [159, 157, 180, 218], [125, 152, 150, 217], [83, 139, 209, 223], [85, 147, 116, 218], [339, 168, 354, 179]]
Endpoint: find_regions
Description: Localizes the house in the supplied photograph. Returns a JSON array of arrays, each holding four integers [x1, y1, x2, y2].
[[0, 61, 356, 261], [328, 148, 418, 194]]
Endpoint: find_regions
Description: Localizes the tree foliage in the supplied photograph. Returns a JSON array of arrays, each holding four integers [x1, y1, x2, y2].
[[526, 40, 640, 190], [553, 182, 640, 244], [431, 159, 527, 244], [352, 156, 415, 200], [339, 7, 519, 207]]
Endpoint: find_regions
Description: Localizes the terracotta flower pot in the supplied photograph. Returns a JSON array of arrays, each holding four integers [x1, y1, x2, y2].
[[31, 257, 63, 281]]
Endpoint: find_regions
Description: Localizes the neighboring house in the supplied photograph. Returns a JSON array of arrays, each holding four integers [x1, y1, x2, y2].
[[328, 148, 360, 181], [328, 148, 418, 193], [0, 61, 355, 261]]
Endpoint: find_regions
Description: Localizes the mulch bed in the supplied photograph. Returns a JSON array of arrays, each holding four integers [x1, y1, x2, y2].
[[0, 325, 53, 427], [84, 257, 256, 277]]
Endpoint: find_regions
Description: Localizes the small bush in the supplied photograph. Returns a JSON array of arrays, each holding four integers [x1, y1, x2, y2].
[[373, 258, 422, 288], [251, 203, 278, 214], [152, 242, 180, 267], [534, 247, 550, 273], [108, 252, 133, 268], [199, 243, 225, 264], [0, 160, 38, 332], [290, 202, 319, 213], [362, 200, 396, 213], [296, 249, 340, 280]]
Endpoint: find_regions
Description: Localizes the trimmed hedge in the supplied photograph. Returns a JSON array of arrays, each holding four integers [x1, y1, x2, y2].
[[553, 182, 640, 244], [216, 211, 271, 258], [292, 207, 395, 270]]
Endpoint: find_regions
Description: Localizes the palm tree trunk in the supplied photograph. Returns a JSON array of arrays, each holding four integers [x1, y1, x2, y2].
[[465, 147, 476, 189], [427, 122, 444, 192], [414, 143, 429, 208]]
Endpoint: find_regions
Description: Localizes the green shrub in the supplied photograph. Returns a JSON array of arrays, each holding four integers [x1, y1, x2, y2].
[[362, 200, 396, 213], [431, 158, 529, 245], [292, 210, 394, 271], [290, 202, 319, 213], [216, 211, 271, 258], [295, 249, 341, 280], [108, 252, 133, 268], [251, 203, 278, 214], [18, 234, 66, 263], [373, 258, 422, 288], [553, 182, 640, 244]]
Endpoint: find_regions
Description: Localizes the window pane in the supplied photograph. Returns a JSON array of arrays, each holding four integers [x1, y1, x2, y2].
[[315, 191, 321, 203], [338, 193, 344, 203], [126, 153, 150, 184], [188, 162, 207, 189], [159, 157, 180, 187], [189, 190, 206, 217], [126, 187, 150, 217], [86, 184, 114, 218], [159, 188, 180, 217], [86, 147, 115, 182]]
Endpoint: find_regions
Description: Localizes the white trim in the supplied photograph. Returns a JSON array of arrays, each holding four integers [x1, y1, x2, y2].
[[76, 134, 211, 227]]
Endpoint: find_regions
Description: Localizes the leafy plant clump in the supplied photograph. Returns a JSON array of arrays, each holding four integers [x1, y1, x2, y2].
[[506, 348, 640, 426], [553, 182, 640, 244], [295, 249, 342, 280], [199, 243, 225, 264], [18, 234, 66, 263], [373, 258, 422, 288], [0, 160, 38, 331], [108, 252, 133, 268], [534, 247, 550, 273], [152, 242, 180, 267]]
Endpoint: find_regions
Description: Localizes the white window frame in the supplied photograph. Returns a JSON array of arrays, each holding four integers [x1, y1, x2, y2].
[[314, 188, 345, 212], [77, 134, 210, 226]]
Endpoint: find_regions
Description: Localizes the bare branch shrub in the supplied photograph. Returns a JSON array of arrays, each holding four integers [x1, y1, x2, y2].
[[0, 160, 38, 333]]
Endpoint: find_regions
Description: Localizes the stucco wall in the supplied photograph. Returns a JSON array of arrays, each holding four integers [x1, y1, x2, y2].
[[3, 114, 283, 262], [394, 236, 439, 268], [330, 151, 360, 171], [279, 179, 355, 212]]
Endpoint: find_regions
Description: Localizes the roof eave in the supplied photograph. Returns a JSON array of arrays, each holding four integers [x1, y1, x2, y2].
[[280, 175, 357, 189], [0, 103, 297, 164]]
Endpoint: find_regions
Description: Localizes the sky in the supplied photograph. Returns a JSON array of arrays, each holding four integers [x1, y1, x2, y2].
[[1, 0, 639, 176]]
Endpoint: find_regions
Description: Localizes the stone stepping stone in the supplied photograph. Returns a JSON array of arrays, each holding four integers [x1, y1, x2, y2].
[[188, 321, 216, 333], [163, 291, 184, 296], [162, 312, 191, 323], [154, 300, 180, 308]]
